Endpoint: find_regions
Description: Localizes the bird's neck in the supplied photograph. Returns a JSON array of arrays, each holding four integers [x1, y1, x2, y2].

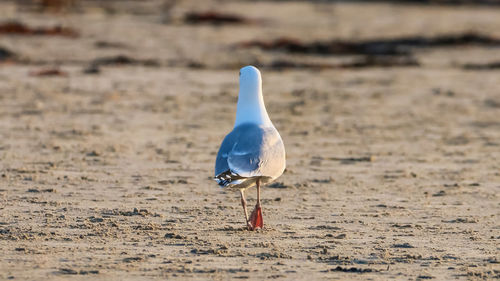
[[234, 88, 272, 128]]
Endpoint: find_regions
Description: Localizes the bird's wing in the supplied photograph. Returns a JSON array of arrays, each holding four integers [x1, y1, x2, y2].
[[227, 124, 285, 178], [215, 123, 285, 186]]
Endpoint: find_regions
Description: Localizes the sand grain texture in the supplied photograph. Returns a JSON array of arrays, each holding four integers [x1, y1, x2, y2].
[[0, 0, 499, 280]]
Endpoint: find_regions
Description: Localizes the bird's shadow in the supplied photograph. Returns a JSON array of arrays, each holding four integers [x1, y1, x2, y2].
[[215, 225, 276, 233]]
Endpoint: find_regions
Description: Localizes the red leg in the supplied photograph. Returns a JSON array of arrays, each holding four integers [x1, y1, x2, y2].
[[249, 178, 263, 230], [240, 189, 252, 230]]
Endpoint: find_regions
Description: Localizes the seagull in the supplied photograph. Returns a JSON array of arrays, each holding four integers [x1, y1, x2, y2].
[[214, 65, 286, 230]]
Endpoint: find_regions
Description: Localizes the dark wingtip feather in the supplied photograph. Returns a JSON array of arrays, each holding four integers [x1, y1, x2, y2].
[[214, 170, 243, 188]]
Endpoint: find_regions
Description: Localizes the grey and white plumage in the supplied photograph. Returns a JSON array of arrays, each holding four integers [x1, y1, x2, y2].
[[214, 66, 285, 190]]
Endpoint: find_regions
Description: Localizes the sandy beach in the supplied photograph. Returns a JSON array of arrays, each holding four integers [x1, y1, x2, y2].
[[0, 0, 499, 280]]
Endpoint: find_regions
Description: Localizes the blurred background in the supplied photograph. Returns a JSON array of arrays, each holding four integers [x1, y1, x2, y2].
[[1, 0, 499, 280], [1, 0, 500, 71]]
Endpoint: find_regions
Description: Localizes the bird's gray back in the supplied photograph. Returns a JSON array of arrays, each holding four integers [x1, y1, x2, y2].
[[215, 123, 285, 182]]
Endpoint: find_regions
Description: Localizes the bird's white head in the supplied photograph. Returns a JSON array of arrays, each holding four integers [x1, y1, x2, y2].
[[234, 66, 272, 128], [239, 65, 262, 94]]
